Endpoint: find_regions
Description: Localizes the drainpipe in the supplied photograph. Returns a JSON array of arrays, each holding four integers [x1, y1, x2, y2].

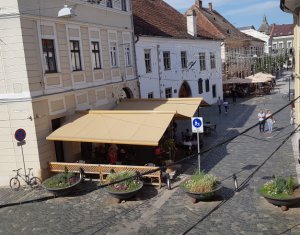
[[157, 44, 162, 98]]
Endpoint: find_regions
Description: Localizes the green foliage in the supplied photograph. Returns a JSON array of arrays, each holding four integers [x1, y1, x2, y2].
[[259, 176, 296, 199], [43, 171, 79, 189], [181, 171, 218, 193], [106, 171, 142, 192]]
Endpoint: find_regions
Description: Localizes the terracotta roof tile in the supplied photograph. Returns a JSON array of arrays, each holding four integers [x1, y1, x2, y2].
[[270, 24, 294, 37], [132, 0, 220, 40]]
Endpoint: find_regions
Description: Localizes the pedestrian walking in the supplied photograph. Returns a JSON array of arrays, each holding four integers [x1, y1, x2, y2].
[[257, 109, 265, 132], [223, 100, 229, 114], [290, 106, 295, 125], [265, 110, 275, 133], [217, 96, 223, 114], [231, 88, 237, 103]]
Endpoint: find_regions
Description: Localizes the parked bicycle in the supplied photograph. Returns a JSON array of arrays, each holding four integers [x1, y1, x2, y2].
[[9, 168, 42, 190]]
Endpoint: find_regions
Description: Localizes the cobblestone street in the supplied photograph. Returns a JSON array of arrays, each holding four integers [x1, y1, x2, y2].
[[1, 73, 300, 235]]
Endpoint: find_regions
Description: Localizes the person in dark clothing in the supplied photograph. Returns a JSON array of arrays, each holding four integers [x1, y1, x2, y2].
[[231, 88, 237, 103]]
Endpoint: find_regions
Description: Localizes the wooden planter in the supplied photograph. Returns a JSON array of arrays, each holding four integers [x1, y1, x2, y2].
[[182, 182, 222, 204], [105, 181, 143, 203]]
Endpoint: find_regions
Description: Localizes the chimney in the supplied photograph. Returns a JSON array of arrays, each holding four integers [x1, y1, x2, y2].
[[186, 10, 197, 37], [208, 2, 213, 11], [195, 0, 202, 8]]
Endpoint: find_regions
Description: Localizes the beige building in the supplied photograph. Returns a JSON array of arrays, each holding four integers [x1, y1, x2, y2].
[[0, 0, 138, 185], [280, 0, 299, 123]]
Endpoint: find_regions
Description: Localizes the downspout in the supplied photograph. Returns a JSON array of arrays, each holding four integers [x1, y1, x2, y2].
[[129, 0, 141, 98], [157, 44, 162, 98]]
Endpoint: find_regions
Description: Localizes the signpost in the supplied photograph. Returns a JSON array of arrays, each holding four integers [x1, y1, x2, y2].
[[15, 129, 27, 176], [191, 117, 203, 172]]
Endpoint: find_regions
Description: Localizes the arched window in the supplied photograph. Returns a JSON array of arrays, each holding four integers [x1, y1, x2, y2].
[[205, 79, 210, 92], [198, 79, 203, 94]]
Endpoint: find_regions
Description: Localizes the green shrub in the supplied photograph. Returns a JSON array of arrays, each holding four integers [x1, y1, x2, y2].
[[259, 176, 296, 199], [43, 171, 79, 189], [106, 171, 142, 192], [181, 171, 218, 193]]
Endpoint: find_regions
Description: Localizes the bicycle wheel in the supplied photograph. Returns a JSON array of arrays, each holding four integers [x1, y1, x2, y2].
[[10, 177, 20, 191], [30, 177, 42, 189]]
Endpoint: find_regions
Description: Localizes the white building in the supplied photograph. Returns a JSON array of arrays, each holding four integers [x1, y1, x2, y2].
[[0, 0, 138, 185], [132, 0, 223, 104], [239, 26, 271, 54]]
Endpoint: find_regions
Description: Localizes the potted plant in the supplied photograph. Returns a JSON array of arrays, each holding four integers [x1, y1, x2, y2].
[[180, 171, 222, 203], [105, 171, 143, 203], [259, 175, 300, 211], [42, 167, 84, 196]]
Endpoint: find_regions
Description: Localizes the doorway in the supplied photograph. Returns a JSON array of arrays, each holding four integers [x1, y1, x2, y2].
[[51, 118, 65, 162]]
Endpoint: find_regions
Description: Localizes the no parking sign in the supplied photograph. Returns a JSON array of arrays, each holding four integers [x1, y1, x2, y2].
[[191, 117, 203, 133]]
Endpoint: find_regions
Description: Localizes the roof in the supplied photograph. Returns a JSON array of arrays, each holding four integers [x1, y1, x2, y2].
[[270, 24, 294, 37], [238, 26, 256, 31], [258, 15, 270, 34], [47, 111, 176, 146], [114, 98, 209, 119], [187, 3, 263, 43], [132, 0, 220, 40]]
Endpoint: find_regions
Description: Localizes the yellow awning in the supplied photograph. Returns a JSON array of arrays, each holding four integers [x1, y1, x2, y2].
[[115, 98, 209, 119], [47, 110, 176, 146]]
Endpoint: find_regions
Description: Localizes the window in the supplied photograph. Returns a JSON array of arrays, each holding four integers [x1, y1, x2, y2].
[[273, 43, 277, 49], [278, 42, 283, 48], [148, 92, 153, 98], [287, 41, 292, 48], [70, 40, 82, 71], [212, 84, 216, 98], [210, 52, 216, 69], [198, 79, 203, 94], [199, 52, 206, 71], [121, 0, 127, 11], [144, 49, 152, 73], [42, 39, 57, 73], [91, 41, 102, 69], [163, 51, 171, 70], [110, 42, 118, 67], [124, 43, 131, 66], [165, 87, 172, 98], [107, 0, 112, 8], [205, 79, 210, 92], [181, 51, 187, 68]]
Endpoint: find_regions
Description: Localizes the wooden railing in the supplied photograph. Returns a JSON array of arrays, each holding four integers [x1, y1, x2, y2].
[[48, 162, 162, 188]]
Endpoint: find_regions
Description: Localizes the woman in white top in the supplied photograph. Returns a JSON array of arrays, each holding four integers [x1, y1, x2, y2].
[[257, 109, 265, 132]]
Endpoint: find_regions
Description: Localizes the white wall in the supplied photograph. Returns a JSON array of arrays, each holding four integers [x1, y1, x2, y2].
[[240, 29, 271, 54], [136, 37, 223, 104]]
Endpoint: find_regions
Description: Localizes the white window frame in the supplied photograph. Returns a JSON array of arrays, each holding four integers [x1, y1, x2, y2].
[[163, 51, 171, 70], [199, 52, 206, 71], [122, 32, 132, 67], [37, 21, 61, 74], [66, 25, 85, 71], [144, 49, 152, 73], [210, 52, 216, 70], [287, 40, 292, 48], [108, 30, 119, 68], [89, 28, 103, 70]]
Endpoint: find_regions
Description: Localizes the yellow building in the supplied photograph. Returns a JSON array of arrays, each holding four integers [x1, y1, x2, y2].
[[0, 0, 138, 185], [280, 0, 299, 123]]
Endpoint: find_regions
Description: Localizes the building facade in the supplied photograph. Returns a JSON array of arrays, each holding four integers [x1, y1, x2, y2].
[[239, 26, 271, 54], [0, 0, 138, 185], [280, 0, 299, 123], [133, 0, 223, 104], [188, 1, 265, 80]]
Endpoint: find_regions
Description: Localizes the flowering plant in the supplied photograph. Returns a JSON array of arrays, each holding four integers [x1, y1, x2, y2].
[[181, 171, 218, 193], [259, 176, 296, 199], [43, 167, 80, 189], [106, 171, 142, 193]]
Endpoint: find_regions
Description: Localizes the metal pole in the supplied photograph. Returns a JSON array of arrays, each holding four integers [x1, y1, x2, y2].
[[289, 75, 291, 101], [197, 132, 201, 172], [20, 144, 26, 176]]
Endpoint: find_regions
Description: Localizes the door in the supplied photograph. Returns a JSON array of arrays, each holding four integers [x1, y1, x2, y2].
[[51, 118, 65, 162]]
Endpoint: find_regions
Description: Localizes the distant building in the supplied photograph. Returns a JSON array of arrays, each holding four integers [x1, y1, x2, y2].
[[132, 0, 223, 104], [258, 15, 271, 35], [239, 26, 271, 54], [187, 0, 265, 80], [270, 24, 294, 55]]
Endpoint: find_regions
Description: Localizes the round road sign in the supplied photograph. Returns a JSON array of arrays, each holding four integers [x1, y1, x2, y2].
[[15, 128, 26, 142]]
